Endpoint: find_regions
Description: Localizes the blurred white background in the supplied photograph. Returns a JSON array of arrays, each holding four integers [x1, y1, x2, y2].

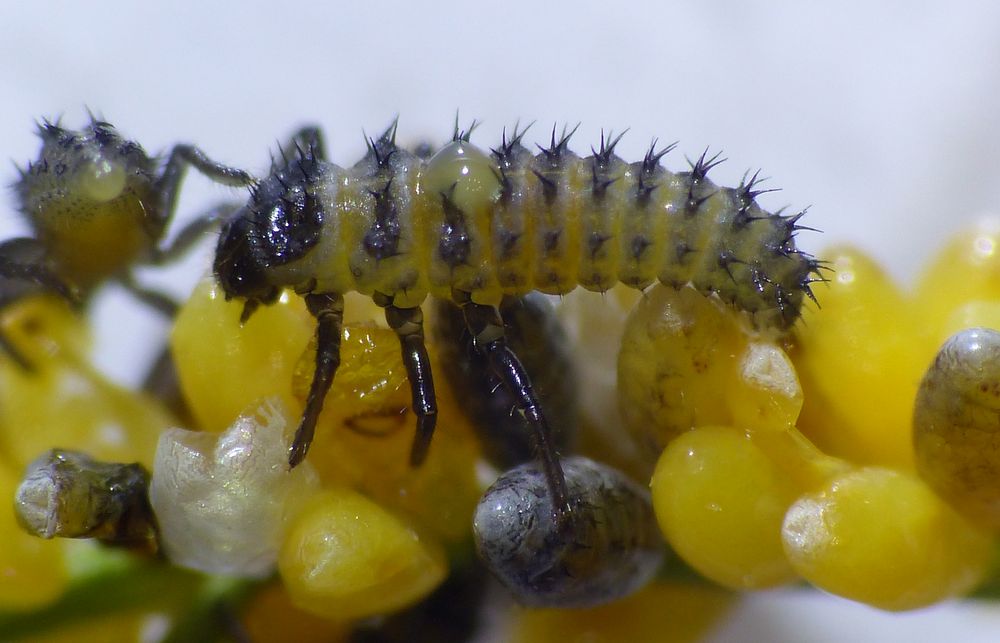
[[2, 2, 1000, 640]]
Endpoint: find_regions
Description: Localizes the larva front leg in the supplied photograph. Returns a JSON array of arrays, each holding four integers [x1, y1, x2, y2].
[[382, 303, 438, 466], [288, 292, 344, 468], [150, 143, 254, 236], [454, 290, 571, 519]]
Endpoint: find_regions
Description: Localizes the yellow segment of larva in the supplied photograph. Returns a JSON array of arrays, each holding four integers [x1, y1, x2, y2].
[[576, 157, 628, 292], [421, 140, 504, 304], [260, 134, 812, 331]]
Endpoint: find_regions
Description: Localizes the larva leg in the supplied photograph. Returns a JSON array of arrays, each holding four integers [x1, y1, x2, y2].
[[288, 292, 345, 468], [149, 201, 243, 265], [0, 331, 32, 371], [150, 144, 254, 234], [383, 304, 439, 466], [132, 202, 245, 316], [118, 274, 179, 317], [0, 238, 79, 370], [455, 291, 571, 519], [0, 239, 79, 305]]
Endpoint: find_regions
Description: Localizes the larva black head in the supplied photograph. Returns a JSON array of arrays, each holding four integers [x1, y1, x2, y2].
[[213, 213, 281, 314], [213, 156, 325, 314]]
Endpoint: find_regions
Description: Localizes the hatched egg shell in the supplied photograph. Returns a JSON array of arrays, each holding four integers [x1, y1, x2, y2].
[[149, 398, 319, 577]]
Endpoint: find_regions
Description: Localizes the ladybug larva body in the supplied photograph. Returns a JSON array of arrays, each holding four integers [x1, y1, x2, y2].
[[212, 120, 822, 517]]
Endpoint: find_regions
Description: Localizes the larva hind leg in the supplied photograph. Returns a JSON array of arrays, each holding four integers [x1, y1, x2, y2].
[[454, 290, 571, 519], [288, 292, 345, 468], [382, 303, 438, 466]]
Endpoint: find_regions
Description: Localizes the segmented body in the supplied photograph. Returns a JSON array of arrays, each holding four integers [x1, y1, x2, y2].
[[213, 120, 823, 521], [217, 124, 820, 330], [473, 455, 663, 607]]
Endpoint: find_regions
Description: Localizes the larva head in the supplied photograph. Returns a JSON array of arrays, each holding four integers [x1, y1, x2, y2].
[[13, 118, 157, 288], [213, 161, 324, 316], [15, 119, 153, 210]]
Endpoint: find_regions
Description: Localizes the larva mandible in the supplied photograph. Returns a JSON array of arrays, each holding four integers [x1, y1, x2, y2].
[[211, 119, 823, 518]]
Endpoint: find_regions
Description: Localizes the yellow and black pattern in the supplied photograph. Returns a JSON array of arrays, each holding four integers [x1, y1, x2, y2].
[[216, 121, 822, 331]]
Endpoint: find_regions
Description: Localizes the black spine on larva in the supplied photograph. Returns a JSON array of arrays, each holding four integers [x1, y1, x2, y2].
[[491, 123, 533, 206], [355, 119, 422, 268], [490, 125, 535, 286], [438, 187, 471, 268], [621, 140, 820, 331], [363, 178, 401, 260], [531, 124, 580, 205], [588, 129, 625, 201]]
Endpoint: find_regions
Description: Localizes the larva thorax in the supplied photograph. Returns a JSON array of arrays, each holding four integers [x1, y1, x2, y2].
[[214, 121, 820, 330]]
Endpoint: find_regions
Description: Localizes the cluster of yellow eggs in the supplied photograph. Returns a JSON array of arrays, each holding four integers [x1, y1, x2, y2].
[[618, 222, 1000, 613], [5, 222, 1000, 641]]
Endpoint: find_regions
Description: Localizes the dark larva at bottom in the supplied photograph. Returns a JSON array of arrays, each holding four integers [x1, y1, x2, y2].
[[432, 292, 578, 468], [913, 327, 1000, 529], [14, 449, 158, 553], [348, 560, 489, 643], [473, 456, 663, 608]]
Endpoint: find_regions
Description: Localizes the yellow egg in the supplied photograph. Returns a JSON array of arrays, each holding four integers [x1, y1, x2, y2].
[[782, 467, 993, 610], [793, 246, 924, 468], [278, 488, 447, 620], [241, 583, 350, 643], [915, 219, 1000, 341], [170, 277, 314, 432], [726, 341, 803, 433], [650, 425, 799, 589], [509, 581, 732, 643], [0, 296, 170, 471], [618, 286, 748, 463]]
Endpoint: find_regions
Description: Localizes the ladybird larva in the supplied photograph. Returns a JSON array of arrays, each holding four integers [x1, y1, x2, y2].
[[12, 118, 251, 297], [4, 117, 251, 381], [473, 455, 663, 608], [14, 449, 157, 552], [210, 118, 822, 517]]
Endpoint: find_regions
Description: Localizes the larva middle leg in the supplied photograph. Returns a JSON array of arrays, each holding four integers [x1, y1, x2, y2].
[[380, 301, 438, 466]]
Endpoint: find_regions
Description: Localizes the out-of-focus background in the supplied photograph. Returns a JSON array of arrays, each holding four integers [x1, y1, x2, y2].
[[2, 2, 1000, 640]]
